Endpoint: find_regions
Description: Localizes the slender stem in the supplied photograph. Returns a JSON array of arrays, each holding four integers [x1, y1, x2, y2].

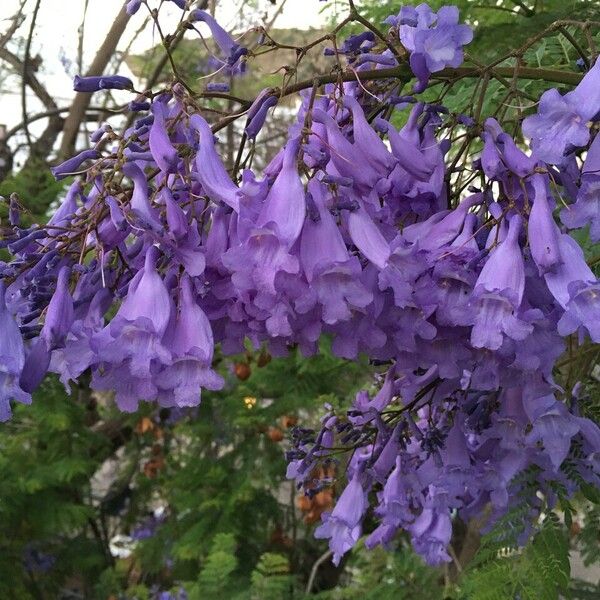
[[305, 549, 333, 595], [558, 26, 590, 69], [22, 0, 43, 151], [210, 64, 582, 133]]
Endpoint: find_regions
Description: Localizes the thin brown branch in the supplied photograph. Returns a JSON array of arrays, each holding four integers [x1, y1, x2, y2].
[[0, 2, 27, 50], [211, 63, 583, 133], [58, 4, 131, 159], [22, 0, 43, 150]]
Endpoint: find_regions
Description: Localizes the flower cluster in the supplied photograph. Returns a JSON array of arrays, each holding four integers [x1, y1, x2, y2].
[[1, 2, 599, 567]]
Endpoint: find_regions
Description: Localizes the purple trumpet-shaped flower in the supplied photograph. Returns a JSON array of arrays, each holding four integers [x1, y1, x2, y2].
[[48, 180, 81, 228], [40, 266, 74, 351], [561, 133, 600, 241], [315, 474, 367, 565], [73, 74, 133, 92], [347, 202, 391, 269], [20, 267, 75, 395], [470, 215, 532, 350], [50, 288, 111, 391], [524, 393, 580, 471], [205, 82, 230, 93], [343, 96, 395, 173], [190, 114, 240, 211], [222, 227, 299, 299], [191, 10, 248, 66], [522, 57, 600, 164], [528, 174, 562, 275], [91, 247, 172, 410], [156, 275, 223, 407], [409, 507, 452, 565], [542, 233, 600, 341], [392, 4, 472, 92], [257, 137, 305, 248], [50, 149, 99, 180], [0, 282, 31, 421], [297, 181, 372, 324], [149, 101, 179, 174], [122, 162, 163, 232], [311, 108, 379, 190]]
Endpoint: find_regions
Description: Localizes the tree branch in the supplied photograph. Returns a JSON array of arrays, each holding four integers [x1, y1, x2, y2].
[[211, 64, 583, 133], [22, 0, 43, 150], [58, 4, 131, 160], [0, 1, 27, 50], [0, 46, 56, 110]]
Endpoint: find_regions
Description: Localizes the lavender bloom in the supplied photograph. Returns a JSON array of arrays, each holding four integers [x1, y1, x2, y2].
[[347, 203, 391, 270], [91, 247, 172, 409], [315, 474, 367, 565], [528, 174, 562, 275], [257, 137, 305, 248], [50, 149, 99, 180], [73, 74, 133, 92], [524, 393, 580, 471], [409, 508, 452, 565], [0, 283, 31, 421], [128, 100, 151, 111], [190, 114, 240, 211], [149, 101, 179, 174], [391, 4, 472, 92], [522, 57, 600, 164], [122, 162, 163, 232], [191, 10, 248, 67], [561, 133, 600, 241], [50, 288, 111, 391], [40, 267, 74, 351], [470, 215, 532, 350], [156, 275, 223, 407], [297, 181, 372, 324]]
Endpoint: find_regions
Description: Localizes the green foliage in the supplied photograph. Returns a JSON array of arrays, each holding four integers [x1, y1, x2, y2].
[[188, 534, 240, 598], [458, 513, 571, 600], [0, 158, 67, 222], [250, 552, 294, 599], [576, 503, 600, 567], [0, 377, 114, 597], [315, 542, 444, 600]]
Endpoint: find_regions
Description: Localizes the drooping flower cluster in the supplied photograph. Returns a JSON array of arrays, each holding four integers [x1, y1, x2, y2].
[[1, 1, 599, 567]]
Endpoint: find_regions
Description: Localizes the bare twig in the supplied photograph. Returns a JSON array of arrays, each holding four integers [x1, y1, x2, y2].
[[305, 549, 333, 595], [58, 4, 132, 159], [22, 0, 43, 151]]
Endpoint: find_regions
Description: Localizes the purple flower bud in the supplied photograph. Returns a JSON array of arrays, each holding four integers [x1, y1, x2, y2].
[[205, 82, 230, 93], [50, 149, 99, 180], [245, 96, 277, 140], [149, 101, 179, 174], [126, 0, 143, 15], [90, 123, 110, 143], [128, 100, 151, 112], [73, 74, 134, 92]]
